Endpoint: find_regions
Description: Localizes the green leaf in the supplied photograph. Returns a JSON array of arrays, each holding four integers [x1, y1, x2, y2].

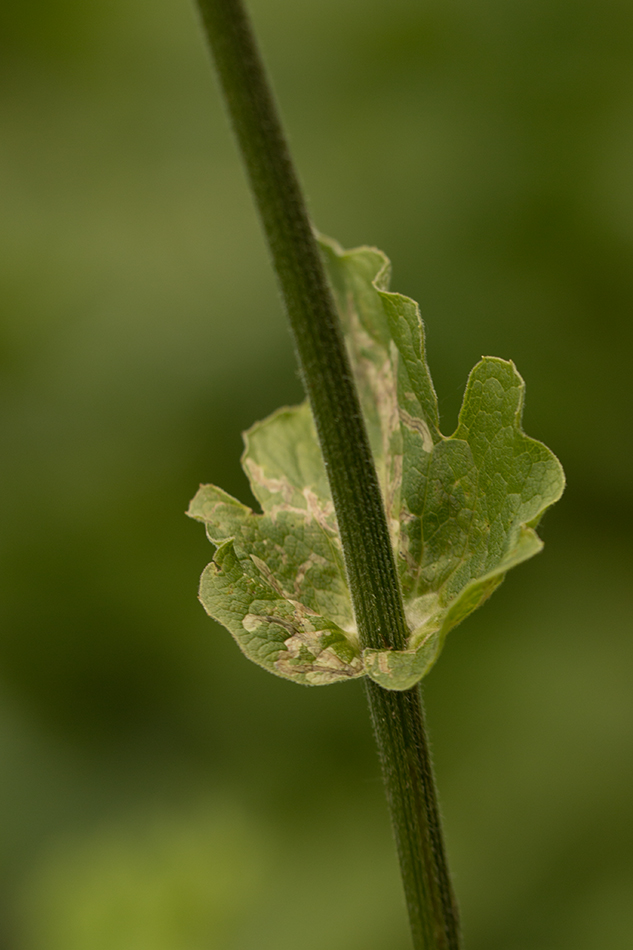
[[188, 405, 362, 685], [188, 236, 565, 689]]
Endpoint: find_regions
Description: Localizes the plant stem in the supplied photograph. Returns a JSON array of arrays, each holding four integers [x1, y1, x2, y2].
[[195, 1, 460, 945]]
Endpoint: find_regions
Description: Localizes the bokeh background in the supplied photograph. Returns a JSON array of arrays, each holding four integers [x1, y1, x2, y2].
[[1, 0, 632, 947]]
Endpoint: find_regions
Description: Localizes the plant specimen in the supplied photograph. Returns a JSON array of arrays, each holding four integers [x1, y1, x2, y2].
[[189, 1, 564, 946]]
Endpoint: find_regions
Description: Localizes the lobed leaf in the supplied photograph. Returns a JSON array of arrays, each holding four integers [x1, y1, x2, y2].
[[188, 236, 565, 689], [188, 407, 361, 685]]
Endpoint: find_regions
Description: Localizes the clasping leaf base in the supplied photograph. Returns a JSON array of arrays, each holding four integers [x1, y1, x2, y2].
[[188, 237, 564, 690]]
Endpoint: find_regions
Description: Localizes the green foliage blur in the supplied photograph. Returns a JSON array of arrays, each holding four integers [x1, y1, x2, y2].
[[0, 0, 631, 946]]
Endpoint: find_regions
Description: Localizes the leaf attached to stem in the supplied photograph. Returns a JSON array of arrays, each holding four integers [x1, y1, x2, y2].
[[188, 236, 565, 690]]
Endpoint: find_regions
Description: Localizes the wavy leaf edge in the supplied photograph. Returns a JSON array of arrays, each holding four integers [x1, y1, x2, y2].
[[187, 235, 565, 690]]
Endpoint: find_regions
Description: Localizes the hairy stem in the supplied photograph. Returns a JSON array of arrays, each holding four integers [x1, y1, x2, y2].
[[195, 0, 460, 945]]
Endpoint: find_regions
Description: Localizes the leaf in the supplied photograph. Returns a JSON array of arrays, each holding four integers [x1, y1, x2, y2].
[[188, 236, 565, 689], [188, 406, 362, 685]]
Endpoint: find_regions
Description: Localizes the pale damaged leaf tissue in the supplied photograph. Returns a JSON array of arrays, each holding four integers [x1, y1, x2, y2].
[[188, 236, 565, 690]]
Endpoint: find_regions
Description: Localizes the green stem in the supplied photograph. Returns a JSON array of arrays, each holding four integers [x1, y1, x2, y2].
[[195, 1, 460, 945]]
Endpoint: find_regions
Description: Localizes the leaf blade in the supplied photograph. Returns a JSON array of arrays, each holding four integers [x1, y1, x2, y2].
[[189, 237, 565, 690]]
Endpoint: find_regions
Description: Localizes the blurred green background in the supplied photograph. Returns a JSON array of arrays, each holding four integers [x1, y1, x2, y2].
[[0, 0, 632, 947]]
